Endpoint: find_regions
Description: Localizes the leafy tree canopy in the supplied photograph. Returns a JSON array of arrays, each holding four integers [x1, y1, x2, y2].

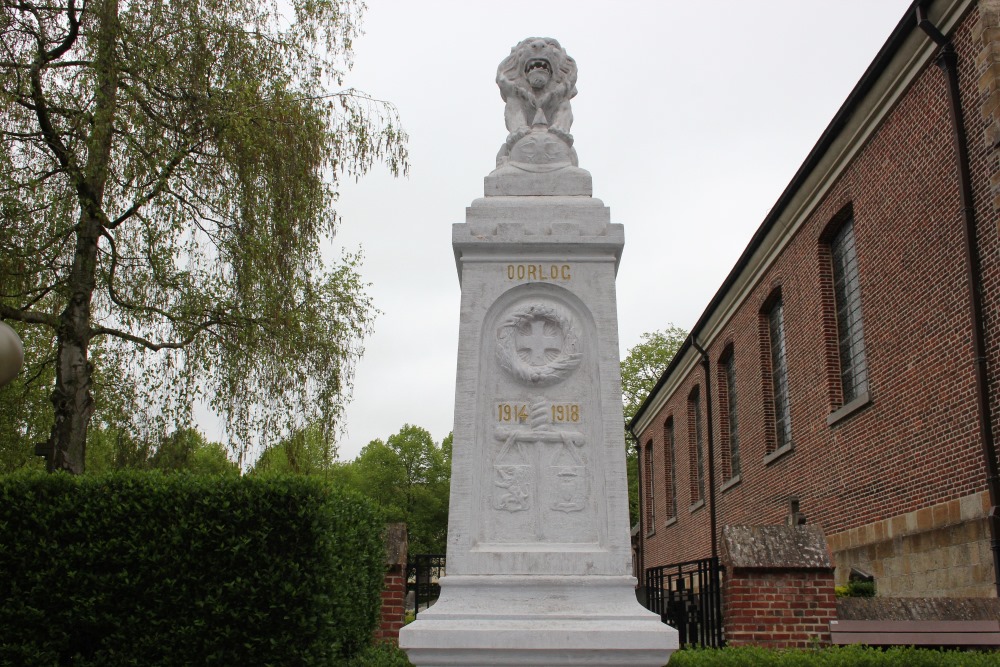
[[246, 423, 452, 552], [0, 0, 408, 472], [346, 425, 451, 554], [621, 325, 687, 525], [622, 326, 688, 425], [85, 425, 239, 475], [249, 421, 337, 477]]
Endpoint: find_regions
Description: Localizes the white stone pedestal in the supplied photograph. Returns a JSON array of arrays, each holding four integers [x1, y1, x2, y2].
[[400, 171, 677, 664]]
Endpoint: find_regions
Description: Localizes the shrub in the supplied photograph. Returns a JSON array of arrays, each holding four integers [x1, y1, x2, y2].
[[668, 645, 1000, 666], [347, 642, 414, 666], [0, 471, 386, 666], [835, 580, 876, 597]]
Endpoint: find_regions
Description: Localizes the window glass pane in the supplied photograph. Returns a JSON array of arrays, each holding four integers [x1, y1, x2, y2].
[[831, 219, 868, 402], [769, 299, 792, 449], [644, 442, 654, 531], [664, 421, 676, 518], [693, 393, 705, 501], [725, 354, 741, 477]]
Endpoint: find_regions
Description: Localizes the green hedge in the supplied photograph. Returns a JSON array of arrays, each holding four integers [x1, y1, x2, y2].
[[0, 472, 386, 666], [669, 646, 1000, 666], [324, 644, 1000, 666], [348, 642, 414, 666]]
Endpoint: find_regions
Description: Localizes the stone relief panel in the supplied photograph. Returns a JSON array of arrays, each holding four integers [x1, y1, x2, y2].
[[476, 285, 603, 547]]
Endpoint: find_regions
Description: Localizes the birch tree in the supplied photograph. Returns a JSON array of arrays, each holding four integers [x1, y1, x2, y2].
[[0, 0, 408, 471]]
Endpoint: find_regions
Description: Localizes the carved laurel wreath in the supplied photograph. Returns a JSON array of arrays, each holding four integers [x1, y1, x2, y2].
[[496, 303, 581, 387]]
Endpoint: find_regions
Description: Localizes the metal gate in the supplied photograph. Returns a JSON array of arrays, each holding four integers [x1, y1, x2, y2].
[[644, 557, 724, 647], [406, 553, 445, 619]]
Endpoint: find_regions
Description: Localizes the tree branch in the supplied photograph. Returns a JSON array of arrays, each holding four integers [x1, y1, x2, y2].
[[44, 0, 81, 61], [91, 319, 220, 351], [98, 227, 184, 322], [108, 148, 190, 229], [0, 302, 59, 328], [29, 62, 74, 172]]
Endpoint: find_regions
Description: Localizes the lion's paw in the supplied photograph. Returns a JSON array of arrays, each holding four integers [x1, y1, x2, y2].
[[506, 127, 532, 148], [548, 128, 574, 147]]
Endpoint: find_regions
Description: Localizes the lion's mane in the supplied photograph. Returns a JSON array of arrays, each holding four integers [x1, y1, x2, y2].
[[496, 37, 577, 136]]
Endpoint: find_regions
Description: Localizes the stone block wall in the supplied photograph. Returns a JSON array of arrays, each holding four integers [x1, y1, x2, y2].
[[829, 491, 993, 597]]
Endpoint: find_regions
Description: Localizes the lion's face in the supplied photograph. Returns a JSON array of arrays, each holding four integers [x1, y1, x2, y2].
[[515, 38, 565, 90]]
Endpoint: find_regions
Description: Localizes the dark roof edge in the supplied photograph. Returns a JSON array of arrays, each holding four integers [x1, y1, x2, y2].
[[628, 1, 925, 435]]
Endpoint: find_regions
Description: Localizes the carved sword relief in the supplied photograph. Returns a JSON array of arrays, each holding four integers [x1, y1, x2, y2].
[[492, 397, 588, 525]]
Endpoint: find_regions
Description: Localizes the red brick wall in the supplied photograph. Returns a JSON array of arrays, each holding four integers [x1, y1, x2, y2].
[[638, 4, 1000, 576], [723, 568, 836, 648], [973, 0, 1000, 548], [375, 563, 406, 643]]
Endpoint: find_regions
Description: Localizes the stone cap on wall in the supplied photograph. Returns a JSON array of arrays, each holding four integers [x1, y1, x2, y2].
[[721, 525, 833, 570], [838, 596, 1000, 621], [384, 523, 408, 569]]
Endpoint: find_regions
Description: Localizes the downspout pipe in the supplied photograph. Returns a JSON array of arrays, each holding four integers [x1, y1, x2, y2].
[[917, 4, 1000, 597], [634, 432, 646, 587], [692, 339, 719, 561]]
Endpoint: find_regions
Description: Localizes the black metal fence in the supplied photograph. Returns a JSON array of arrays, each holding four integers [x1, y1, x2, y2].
[[406, 553, 445, 619], [644, 556, 725, 647]]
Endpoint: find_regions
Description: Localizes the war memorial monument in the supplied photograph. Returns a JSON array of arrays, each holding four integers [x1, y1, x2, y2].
[[399, 37, 678, 665]]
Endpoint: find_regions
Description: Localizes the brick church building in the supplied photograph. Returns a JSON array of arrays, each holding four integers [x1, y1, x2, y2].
[[630, 0, 1000, 598]]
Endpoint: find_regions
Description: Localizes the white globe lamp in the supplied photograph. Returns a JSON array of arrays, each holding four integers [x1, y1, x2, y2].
[[0, 321, 24, 388]]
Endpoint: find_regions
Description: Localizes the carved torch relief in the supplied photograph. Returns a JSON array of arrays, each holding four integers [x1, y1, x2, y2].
[[481, 293, 600, 545]]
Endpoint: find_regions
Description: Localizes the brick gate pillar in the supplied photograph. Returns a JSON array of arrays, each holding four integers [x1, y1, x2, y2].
[[721, 525, 837, 648], [376, 523, 408, 644]]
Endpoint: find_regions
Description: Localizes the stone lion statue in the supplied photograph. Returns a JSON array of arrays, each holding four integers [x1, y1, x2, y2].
[[496, 37, 577, 152]]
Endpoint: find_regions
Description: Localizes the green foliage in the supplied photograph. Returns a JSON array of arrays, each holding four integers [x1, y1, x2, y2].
[[251, 421, 338, 476], [621, 326, 687, 525], [347, 642, 414, 667], [150, 428, 240, 475], [0, 0, 408, 470], [332, 644, 1000, 667], [84, 427, 143, 473], [340, 425, 451, 553], [835, 580, 876, 598], [0, 471, 386, 665], [668, 645, 1000, 667], [84, 426, 239, 476]]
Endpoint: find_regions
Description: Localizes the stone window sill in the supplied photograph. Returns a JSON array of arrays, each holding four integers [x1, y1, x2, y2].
[[689, 499, 705, 514], [664, 517, 677, 529], [764, 443, 793, 466], [827, 390, 872, 426], [721, 474, 742, 492], [645, 528, 655, 538]]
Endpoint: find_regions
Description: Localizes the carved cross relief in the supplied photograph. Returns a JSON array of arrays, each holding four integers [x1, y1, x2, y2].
[[515, 319, 563, 366]]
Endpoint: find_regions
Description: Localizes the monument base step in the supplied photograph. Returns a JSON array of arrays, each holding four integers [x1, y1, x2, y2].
[[399, 575, 677, 666]]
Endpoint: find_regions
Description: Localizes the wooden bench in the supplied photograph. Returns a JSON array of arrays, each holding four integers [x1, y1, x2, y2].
[[829, 619, 1000, 647]]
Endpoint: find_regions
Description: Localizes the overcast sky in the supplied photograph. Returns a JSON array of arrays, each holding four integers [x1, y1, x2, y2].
[[290, 0, 915, 460]]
